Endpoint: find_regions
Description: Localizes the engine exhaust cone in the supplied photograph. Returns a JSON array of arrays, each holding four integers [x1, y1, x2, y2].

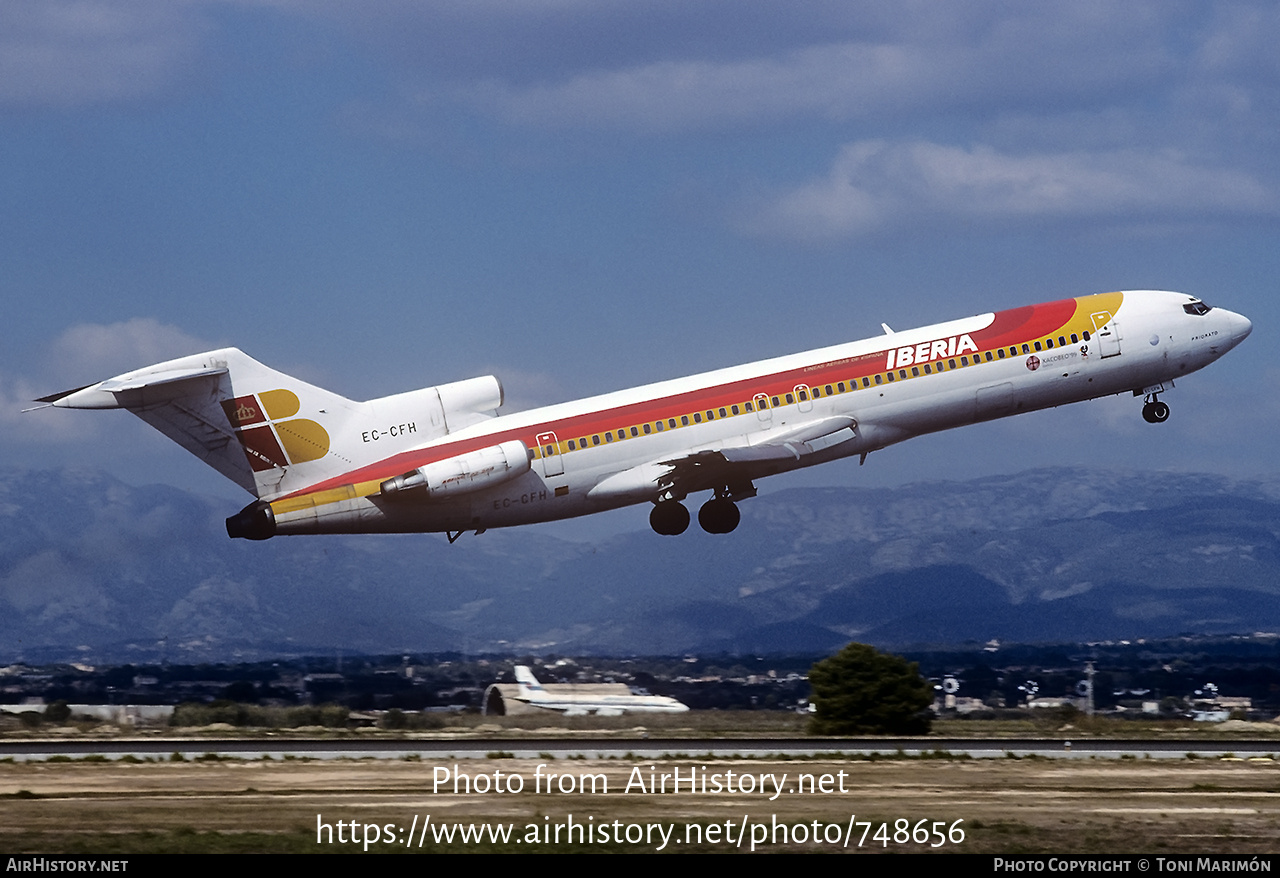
[[226, 500, 276, 540]]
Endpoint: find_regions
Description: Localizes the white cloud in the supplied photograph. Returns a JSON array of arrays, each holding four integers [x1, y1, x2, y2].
[[1193, 3, 1280, 81], [1, 370, 117, 448], [456, 42, 931, 132], [745, 140, 1280, 240], [437, 5, 1182, 133], [1, 319, 213, 445], [49, 318, 212, 381], [0, 0, 210, 108]]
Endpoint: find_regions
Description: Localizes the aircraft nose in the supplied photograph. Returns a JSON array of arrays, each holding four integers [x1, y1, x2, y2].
[[1230, 311, 1253, 344]]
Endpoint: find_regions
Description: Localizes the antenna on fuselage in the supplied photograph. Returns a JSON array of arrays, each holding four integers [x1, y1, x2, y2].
[[881, 323, 894, 334]]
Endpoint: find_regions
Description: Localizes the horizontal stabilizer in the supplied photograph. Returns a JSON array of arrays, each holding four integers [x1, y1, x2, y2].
[[33, 383, 95, 405], [101, 365, 229, 395], [34, 348, 366, 499], [41, 365, 229, 410]]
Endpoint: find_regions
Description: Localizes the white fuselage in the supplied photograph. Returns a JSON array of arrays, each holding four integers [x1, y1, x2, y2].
[[512, 666, 689, 715], [516, 693, 690, 716], [266, 290, 1251, 536]]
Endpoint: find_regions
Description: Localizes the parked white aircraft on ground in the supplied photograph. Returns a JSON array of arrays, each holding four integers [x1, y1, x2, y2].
[[36, 290, 1251, 540], [511, 666, 688, 716]]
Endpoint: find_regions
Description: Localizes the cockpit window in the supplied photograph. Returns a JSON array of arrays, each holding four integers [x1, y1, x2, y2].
[[1183, 302, 1213, 316]]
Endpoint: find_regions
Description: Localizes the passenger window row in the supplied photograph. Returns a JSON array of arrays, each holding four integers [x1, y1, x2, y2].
[[539, 328, 1094, 457]]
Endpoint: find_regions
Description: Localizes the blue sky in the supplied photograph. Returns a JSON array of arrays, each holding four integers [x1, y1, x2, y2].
[[4, 1, 1277, 532]]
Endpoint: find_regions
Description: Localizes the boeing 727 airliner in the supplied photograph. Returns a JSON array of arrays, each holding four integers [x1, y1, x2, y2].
[[35, 290, 1251, 540]]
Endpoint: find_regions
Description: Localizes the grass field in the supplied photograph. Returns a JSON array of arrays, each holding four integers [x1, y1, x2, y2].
[[2, 750, 1278, 853]]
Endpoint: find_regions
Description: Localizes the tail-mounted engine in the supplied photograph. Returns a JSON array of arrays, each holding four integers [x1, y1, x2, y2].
[[379, 439, 531, 499]]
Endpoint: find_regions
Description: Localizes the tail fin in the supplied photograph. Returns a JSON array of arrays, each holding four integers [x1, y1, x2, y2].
[[41, 347, 508, 510], [42, 348, 362, 500], [514, 666, 546, 700]]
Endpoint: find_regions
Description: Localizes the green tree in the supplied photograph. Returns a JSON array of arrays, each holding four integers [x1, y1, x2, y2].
[[808, 642, 933, 735], [44, 700, 72, 724]]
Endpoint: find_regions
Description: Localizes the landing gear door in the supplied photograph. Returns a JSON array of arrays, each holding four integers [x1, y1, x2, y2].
[[1091, 311, 1121, 358], [535, 431, 564, 477]]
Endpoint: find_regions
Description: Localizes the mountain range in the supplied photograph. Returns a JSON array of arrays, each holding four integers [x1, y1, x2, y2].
[[2, 466, 1278, 663]]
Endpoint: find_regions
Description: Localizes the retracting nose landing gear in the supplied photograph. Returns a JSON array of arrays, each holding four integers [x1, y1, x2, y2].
[[1137, 383, 1171, 424], [1142, 393, 1170, 424]]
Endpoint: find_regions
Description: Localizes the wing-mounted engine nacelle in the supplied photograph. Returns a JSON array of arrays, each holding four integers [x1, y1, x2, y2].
[[437, 375, 503, 433], [379, 439, 531, 499]]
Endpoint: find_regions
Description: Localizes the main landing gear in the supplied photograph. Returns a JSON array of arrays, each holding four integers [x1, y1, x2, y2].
[[698, 496, 740, 534], [649, 500, 690, 536], [651, 485, 752, 535]]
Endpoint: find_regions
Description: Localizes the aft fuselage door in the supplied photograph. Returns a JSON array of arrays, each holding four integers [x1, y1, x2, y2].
[[535, 431, 564, 477], [1091, 311, 1122, 358]]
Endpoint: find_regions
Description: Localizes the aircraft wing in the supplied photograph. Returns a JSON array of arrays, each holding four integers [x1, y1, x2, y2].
[[588, 416, 857, 502]]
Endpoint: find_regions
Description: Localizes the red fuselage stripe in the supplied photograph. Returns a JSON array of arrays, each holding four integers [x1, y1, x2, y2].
[[287, 296, 1089, 498]]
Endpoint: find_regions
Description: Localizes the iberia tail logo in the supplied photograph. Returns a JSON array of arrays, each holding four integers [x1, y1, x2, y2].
[[220, 389, 330, 472]]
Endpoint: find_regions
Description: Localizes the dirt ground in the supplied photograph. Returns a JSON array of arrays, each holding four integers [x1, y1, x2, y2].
[[2, 754, 1278, 853]]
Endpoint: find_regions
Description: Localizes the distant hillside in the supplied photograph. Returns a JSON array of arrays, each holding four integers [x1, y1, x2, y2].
[[2, 466, 1279, 663]]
